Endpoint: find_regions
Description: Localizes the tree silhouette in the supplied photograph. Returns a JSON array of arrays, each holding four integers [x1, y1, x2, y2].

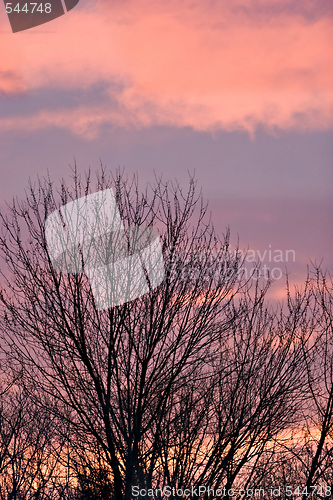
[[0, 169, 242, 498], [0, 367, 69, 500], [0, 168, 329, 499]]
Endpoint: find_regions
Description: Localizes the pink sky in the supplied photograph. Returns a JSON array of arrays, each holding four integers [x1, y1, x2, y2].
[[1, 0, 333, 138], [0, 0, 332, 301]]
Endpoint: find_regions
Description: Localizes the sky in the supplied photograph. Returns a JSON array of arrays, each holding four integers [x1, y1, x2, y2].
[[0, 0, 332, 300]]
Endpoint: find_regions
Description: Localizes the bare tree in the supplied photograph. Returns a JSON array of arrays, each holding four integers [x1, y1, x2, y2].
[[0, 169, 244, 498], [241, 270, 333, 499], [0, 367, 69, 500], [290, 268, 333, 495], [0, 168, 322, 498], [151, 280, 311, 499]]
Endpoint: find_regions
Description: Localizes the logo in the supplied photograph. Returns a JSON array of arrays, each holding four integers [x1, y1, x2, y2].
[[45, 189, 165, 310], [3, 0, 80, 33]]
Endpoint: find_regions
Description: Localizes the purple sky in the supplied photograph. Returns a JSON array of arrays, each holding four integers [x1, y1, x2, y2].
[[0, 0, 332, 299]]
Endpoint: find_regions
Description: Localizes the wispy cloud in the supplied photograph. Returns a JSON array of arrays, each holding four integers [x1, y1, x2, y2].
[[0, 70, 25, 94]]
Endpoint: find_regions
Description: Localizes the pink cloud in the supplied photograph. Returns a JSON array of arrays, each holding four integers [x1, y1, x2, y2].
[[0, 31, 26, 94], [0, 70, 25, 94], [1, 0, 332, 136]]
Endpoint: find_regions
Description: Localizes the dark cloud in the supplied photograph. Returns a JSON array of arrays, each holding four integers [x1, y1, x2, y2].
[[0, 80, 124, 117], [230, 0, 333, 23]]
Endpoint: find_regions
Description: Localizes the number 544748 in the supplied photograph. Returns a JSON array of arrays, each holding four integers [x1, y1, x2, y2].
[[5, 3, 52, 13], [285, 485, 332, 496]]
